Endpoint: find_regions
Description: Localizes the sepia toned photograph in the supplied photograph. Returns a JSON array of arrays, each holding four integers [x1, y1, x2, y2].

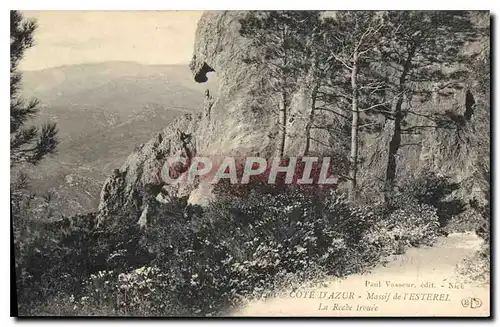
[[10, 10, 490, 317]]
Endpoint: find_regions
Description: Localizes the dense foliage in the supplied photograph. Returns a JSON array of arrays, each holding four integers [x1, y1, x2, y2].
[[15, 178, 453, 316]]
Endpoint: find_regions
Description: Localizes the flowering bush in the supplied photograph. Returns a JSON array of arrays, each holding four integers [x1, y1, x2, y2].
[[18, 178, 449, 316], [120, 188, 385, 316], [363, 203, 440, 256]]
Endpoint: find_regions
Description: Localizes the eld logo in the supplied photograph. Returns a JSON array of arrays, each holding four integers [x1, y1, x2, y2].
[[461, 297, 482, 309]]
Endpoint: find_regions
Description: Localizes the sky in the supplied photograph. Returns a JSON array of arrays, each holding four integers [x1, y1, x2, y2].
[[20, 11, 203, 71]]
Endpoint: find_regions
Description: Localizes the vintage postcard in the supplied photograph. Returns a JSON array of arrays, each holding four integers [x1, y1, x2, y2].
[[11, 10, 490, 317]]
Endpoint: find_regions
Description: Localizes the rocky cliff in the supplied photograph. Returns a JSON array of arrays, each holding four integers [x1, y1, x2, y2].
[[96, 11, 489, 226], [96, 113, 200, 225], [189, 11, 335, 158]]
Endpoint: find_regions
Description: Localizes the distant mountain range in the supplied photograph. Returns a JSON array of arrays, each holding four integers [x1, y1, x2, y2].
[[18, 61, 215, 216]]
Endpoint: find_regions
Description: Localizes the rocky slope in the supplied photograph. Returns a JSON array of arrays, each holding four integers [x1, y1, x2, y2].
[[96, 11, 489, 226]]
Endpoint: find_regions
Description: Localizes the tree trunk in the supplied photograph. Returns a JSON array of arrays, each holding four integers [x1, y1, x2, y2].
[[278, 89, 287, 158], [384, 45, 416, 197], [384, 97, 402, 195], [349, 53, 359, 202], [304, 50, 319, 156], [304, 84, 319, 156]]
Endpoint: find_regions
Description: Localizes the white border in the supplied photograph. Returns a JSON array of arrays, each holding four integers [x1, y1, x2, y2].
[[1, 1, 496, 10], [1, 1, 497, 326]]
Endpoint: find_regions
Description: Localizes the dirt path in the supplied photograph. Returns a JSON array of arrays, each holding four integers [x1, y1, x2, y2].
[[233, 232, 489, 317]]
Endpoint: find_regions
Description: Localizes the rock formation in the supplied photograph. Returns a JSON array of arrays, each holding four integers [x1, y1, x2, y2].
[[96, 11, 489, 226], [96, 113, 199, 225]]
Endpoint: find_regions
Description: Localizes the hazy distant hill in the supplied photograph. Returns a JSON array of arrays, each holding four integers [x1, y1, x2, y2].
[[18, 62, 214, 216], [22, 61, 211, 112]]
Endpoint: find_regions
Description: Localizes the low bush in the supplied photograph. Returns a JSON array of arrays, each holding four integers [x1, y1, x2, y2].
[[456, 244, 490, 286], [12, 191, 104, 314], [363, 203, 440, 257], [388, 172, 466, 227]]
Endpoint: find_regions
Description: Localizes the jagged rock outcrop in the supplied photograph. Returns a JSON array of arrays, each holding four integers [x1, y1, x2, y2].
[[97, 113, 199, 225]]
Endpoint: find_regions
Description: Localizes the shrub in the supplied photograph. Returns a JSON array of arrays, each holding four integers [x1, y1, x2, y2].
[[13, 194, 148, 314], [444, 209, 490, 250], [131, 188, 384, 316], [363, 203, 440, 256], [388, 172, 466, 228], [455, 244, 490, 286], [14, 212, 105, 313]]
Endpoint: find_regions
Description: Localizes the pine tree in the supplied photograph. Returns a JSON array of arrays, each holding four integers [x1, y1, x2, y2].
[[239, 11, 321, 158], [329, 12, 387, 201], [11, 10, 58, 167], [380, 11, 479, 196], [310, 12, 388, 201]]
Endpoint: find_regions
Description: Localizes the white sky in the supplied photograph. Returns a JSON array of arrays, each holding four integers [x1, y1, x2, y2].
[[20, 11, 203, 71]]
